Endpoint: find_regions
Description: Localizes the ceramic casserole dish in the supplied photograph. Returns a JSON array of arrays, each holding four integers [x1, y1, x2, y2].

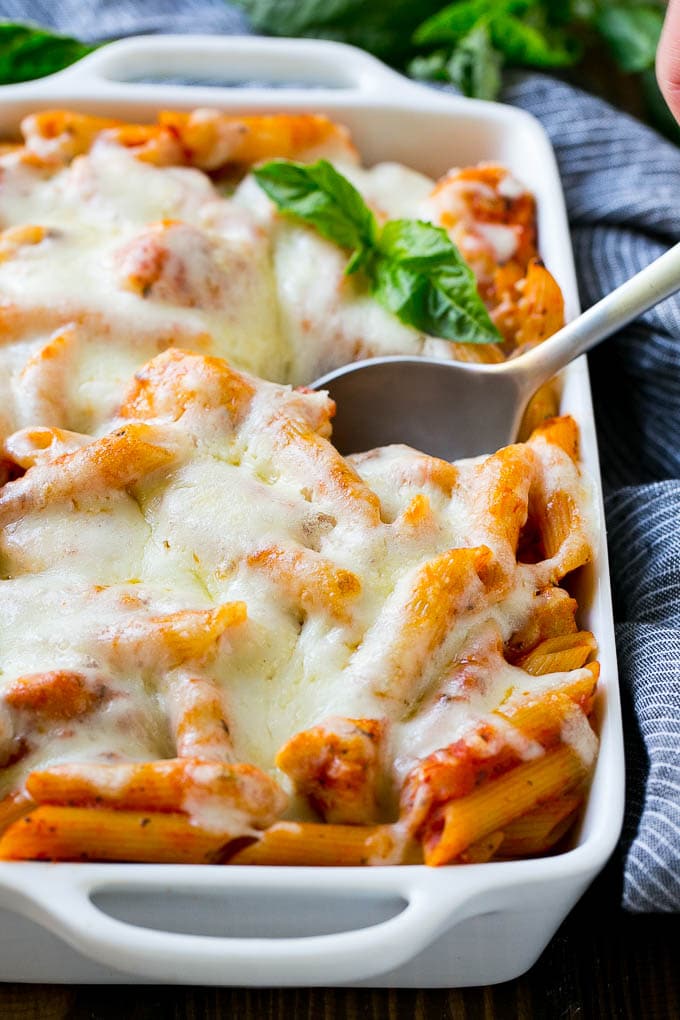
[[0, 34, 624, 987]]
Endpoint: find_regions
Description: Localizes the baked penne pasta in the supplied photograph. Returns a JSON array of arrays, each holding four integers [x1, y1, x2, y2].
[[0, 109, 567, 438], [422, 745, 588, 866], [0, 111, 600, 868], [0, 347, 600, 866]]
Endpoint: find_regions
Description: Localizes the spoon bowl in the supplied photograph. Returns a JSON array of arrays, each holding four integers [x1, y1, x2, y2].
[[313, 243, 680, 460], [313, 356, 528, 461]]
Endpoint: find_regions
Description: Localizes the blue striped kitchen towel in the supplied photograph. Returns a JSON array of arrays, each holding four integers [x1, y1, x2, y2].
[[1, 0, 679, 912]]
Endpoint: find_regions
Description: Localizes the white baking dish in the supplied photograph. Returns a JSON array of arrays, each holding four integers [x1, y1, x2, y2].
[[0, 34, 624, 987]]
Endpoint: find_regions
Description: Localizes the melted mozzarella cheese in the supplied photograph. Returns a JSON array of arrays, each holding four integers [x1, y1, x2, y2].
[[0, 142, 288, 432], [0, 355, 597, 805], [0, 122, 597, 825], [0, 136, 534, 434], [0, 143, 458, 441]]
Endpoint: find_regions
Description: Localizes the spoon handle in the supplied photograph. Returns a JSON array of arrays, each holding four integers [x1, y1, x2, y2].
[[517, 241, 680, 387]]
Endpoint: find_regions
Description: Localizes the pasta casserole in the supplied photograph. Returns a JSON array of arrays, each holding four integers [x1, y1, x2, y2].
[[0, 108, 563, 436], [0, 110, 599, 866]]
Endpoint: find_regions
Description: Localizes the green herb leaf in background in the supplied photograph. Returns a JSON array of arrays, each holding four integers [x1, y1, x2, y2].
[[0, 4, 675, 146], [446, 24, 502, 101], [235, 0, 675, 143], [413, 0, 519, 46], [412, 0, 579, 98], [254, 159, 500, 344], [596, 4, 664, 74], [0, 23, 95, 85], [409, 50, 452, 82], [490, 12, 580, 68], [233, 0, 444, 64]]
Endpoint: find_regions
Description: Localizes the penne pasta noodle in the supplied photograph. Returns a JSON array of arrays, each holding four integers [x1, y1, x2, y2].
[[105, 602, 247, 670], [459, 830, 505, 864], [497, 694, 581, 748], [506, 587, 579, 659], [498, 664, 599, 743], [246, 544, 361, 622], [514, 259, 565, 347], [475, 444, 536, 555], [273, 423, 382, 525], [156, 111, 357, 168], [405, 545, 505, 652], [276, 718, 384, 825], [119, 349, 256, 430], [447, 343, 504, 364], [25, 758, 287, 829], [21, 110, 121, 162], [0, 224, 48, 264], [538, 490, 577, 562], [423, 745, 588, 866], [0, 422, 187, 526], [517, 631, 597, 676], [0, 806, 234, 863], [226, 822, 422, 867], [3, 426, 89, 469], [530, 416, 579, 462], [0, 792, 34, 834], [5, 671, 109, 720], [25, 759, 193, 812], [166, 673, 234, 762], [496, 794, 582, 857]]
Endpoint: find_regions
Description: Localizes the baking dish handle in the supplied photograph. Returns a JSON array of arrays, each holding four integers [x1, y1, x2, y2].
[[13, 35, 433, 101], [4, 867, 483, 985]]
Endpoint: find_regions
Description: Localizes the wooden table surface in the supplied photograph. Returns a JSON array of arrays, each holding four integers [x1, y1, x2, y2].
[[0, 857, 677, 1019]]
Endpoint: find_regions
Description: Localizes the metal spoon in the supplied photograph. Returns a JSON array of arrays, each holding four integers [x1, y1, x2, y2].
[[312, 243, 680, 460]]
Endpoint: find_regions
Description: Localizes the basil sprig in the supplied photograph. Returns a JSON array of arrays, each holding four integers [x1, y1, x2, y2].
[[0, 23, 96, 85], [253, 159, 500, 345]]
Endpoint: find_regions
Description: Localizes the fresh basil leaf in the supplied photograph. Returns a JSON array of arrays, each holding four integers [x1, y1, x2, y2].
[[252, 160, 377, 261], [490, 13, 579, 67], [447, 23, 503, 100], [378, 218, 460, 267], [234, 0, 444, 63], [344, 245, 377, 276], [0, 23, 95, 85], [254, 162, 500, 344], [375, 220, 500, 342], [596, 5, 664, 73], [373, 257, 500, 344]]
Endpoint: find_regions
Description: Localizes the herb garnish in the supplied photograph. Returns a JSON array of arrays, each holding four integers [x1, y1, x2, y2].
[[254, 158, 500, 345], [0, 23, 95, 85]]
